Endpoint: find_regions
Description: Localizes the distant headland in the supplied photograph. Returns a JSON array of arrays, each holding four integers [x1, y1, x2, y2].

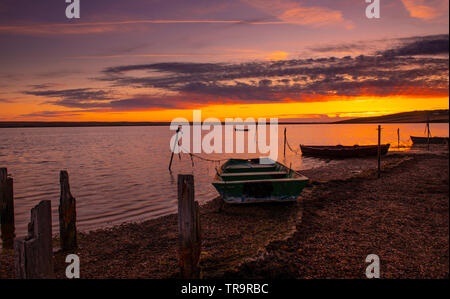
[[0, 109, 448, 128]]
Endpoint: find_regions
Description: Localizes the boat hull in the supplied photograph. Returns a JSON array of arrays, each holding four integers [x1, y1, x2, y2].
[[212, 178, 309, 204], [411, 136, 449, 144], [212, 159, 309, 204], [300, 144, 390, 158]]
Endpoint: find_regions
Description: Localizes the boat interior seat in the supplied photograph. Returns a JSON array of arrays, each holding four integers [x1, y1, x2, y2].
[[226, 164, 276, 169], [220, 171, 288, 177], [223, 164, 278, 173]]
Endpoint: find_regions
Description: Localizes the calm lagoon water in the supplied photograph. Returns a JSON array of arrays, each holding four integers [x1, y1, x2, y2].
[[0, 123, 448, 237]]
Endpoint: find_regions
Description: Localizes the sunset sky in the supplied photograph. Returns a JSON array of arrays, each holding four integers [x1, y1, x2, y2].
[[0, 0, 448, 122]]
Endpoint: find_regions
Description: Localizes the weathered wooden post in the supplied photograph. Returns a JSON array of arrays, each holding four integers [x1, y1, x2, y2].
[[59, 170, 77, 251], [0, 168, 15, 249], [177, 174, 201, 278], [283, 128, 287, 158], [377, 125, 381, 178], [397, 128, 400, 149], [14, 200, 54, 279]]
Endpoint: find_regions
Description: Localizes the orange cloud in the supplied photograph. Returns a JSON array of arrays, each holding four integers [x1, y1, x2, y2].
[[279, 6, 353, 29], [401, 0, 449, 20], [266, 51, 290, 61], [243, 0, 354, 29]]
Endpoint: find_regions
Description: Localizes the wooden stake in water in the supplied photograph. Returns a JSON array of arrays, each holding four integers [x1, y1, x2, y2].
[[0, 168, 15, 249], [169, 126, 181, 171], [397, 128, 400, 149], [377, 125, 381, 178], [177, 174, 201, 278], [283, 128, 287, 158], [59, 170, 77, 251]]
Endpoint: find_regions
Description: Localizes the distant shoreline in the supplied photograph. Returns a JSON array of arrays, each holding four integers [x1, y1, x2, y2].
[[1, 110, 447, 128], [0, 120, 448, 128]]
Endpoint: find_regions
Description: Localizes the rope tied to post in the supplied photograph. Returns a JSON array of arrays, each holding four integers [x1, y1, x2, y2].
[[286, 137, 302, 155], [170, 126, 309, 170]]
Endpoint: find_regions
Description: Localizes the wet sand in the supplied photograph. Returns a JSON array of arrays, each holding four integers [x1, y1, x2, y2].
[[1, 150, 448, 279]]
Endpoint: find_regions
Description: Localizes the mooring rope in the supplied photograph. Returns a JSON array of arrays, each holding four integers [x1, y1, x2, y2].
[[186, 151, 229, 163], [169, 127, 307, 169], [174, 144, 229, 164], [170, 133, 303, 167], [285, 134, 302, 155]]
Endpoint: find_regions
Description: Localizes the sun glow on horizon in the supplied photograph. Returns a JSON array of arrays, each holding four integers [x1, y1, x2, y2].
[[2, 95, 447, 122]]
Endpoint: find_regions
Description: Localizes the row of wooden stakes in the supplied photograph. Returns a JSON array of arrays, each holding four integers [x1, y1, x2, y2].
[[0, 168, 201, 279], [0, 168, 76, 278]]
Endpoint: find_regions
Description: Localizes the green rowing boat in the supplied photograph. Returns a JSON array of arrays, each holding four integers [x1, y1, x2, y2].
[[212, 158, 309, 204]]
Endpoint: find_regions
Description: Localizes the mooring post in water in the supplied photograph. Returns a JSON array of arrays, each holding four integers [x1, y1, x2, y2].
[[59, 170, 77, 251], [377, 125, 381, 178], [177, 174, 201, 278], [283, 128, 287, 158], [14, 200, 54, 279], [397, 128, 400, 149], [169, 126, 182, 171], [0, 168, 15, 249]]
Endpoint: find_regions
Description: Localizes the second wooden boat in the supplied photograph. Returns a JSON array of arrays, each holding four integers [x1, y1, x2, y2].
[[411, 136, 449, 144], [300, 144, 390, 158], [411, 118, 449, 145], [212, 158, 309, 204]]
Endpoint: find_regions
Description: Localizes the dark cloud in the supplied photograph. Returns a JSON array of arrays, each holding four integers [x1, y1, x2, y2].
[[108, 95, 180, 110], [259, 79, 272, 86], [28, 83, 59, 90], [24, 88, 110, 101], [379, 34, 449, 57], [23, 87, 182, 110], [98, 50, 448, 102], [309, 43, 370, 53], [23, 88, 114, 109], [21, 111, 82, 118], [24, 35, 449, 111], [35, 70, 83, 78], [103, 62, 227, 75]]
